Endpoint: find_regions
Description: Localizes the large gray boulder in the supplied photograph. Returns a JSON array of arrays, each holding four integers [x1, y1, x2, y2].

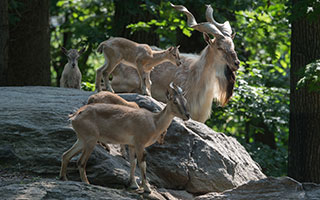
[[2, 175, 319, 200], [195, 177, 320, 200], [0, 179, 142, 200], [0, 86, 265, 197]]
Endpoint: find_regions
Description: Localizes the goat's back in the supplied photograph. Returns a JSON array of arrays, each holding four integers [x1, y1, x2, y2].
[[87, 91, 139, 109], [71, 104, 154, 137], [100, 37, 152, 63]]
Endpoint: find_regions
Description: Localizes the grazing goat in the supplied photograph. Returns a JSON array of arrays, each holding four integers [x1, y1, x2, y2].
[[95, 37, 181, 96], [59, 82, 190, 193], [111, 4, 240, 123], [60, 47, 86, 89]]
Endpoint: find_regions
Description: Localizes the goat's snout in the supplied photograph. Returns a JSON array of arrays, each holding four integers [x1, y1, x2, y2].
[[72, 63, 76, 68]]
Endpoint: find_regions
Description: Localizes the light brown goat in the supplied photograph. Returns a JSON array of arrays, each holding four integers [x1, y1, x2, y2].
[[95, 37, 181, 96], [87, 91, 139, 156], [59, 83, 189, 193], [87, 91, 167, 155]]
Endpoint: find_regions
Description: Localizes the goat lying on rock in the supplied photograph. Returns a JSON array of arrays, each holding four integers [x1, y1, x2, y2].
[[59, 82, 190, 193]]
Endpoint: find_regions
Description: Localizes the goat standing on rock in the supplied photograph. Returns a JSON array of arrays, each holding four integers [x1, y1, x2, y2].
[[59, 82, 190, 193], [87, 91, 169, 157], [87, 91, 138, 156], [60, 47, 86, 89], [95, 37, 181, 95]]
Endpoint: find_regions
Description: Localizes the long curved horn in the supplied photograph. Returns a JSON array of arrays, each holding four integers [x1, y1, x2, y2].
[[170, 3, 224, 39], [205, 4, 232, 37]]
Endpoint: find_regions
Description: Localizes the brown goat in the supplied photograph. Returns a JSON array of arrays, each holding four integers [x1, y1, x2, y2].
[[59, 83, 190, 193], [87, 91, 167, 156]]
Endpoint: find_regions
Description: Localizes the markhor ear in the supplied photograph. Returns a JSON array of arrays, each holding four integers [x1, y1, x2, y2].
[[167, 46, 174, 52], [203, 33, 213, 45], [61, 47, 68, 55], [79, 47, 86, 55], [231, 32, 236, 39]]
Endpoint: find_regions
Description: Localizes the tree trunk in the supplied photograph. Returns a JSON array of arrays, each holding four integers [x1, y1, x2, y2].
[[7, 0, 50, 86], [112, 0, 159, 46], [288, 0, 320, 183], [0, 0, 9, 86]]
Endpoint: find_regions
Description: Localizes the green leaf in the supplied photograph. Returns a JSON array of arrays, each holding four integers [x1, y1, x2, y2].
[[182, 28, 191, 37], [56, 1, 65, 7]]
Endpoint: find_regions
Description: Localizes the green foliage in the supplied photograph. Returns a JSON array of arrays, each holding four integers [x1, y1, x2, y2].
[[243, 142, 287, 177], [81, 82, 96, 91], [50, 0, 112, 86], [126, 1, 193, 47], [233, 1, 290, 88], [290, 0, 320, 22], [297, 60, 320, 92], [207, 77, 289, 138]]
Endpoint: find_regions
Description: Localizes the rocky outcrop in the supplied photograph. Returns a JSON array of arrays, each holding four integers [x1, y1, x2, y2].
[[2, 176, 319, 200], [0, 179, 142, 200], [195, 177, 320, 200], [0, 86, 266, 199]]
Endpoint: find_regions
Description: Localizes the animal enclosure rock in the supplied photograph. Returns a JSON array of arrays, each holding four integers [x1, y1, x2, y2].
[[0, 86, 265, 195], [0, 179, 141, 200], [195, 177, 320, 200]]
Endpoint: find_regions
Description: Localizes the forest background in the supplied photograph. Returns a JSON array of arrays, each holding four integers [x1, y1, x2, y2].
[[1, 0, 320, 182]]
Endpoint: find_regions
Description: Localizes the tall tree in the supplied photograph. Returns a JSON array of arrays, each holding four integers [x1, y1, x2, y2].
[[6, 0, 50, 86], [288, 0, 320, 183], [0, 0, 9, 86]]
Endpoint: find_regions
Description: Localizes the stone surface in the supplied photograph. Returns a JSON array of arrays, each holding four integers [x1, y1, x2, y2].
[[0, 178, 147, 200], [195, 177, 320, 200], [158, 188, 194, 200], [0, 86, 265, 196]]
